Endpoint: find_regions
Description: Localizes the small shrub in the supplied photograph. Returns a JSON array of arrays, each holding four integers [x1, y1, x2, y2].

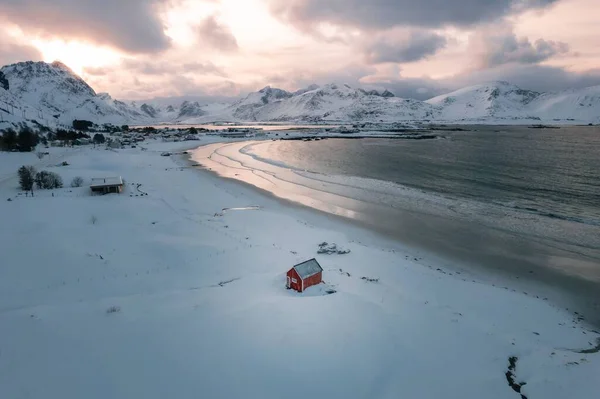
[[35, 170, 63, 189], [71, 176, 84, 188], [93, 133, 106, 144], [72, 119, 93, 131], [18, 165, 36, 191], [106, 306, 121, 314]]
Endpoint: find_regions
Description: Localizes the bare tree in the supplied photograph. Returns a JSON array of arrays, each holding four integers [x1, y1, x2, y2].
[[71, 176, 84, 188]]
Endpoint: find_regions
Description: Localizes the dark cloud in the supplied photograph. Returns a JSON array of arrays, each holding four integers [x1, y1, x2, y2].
[[445, 64, 600, 93], [471, 27, 570, 67], [268, 0, 560, 30], [357, 64, 600, 101], [0, 0, 172, 53], [362, 30, 447, 63], [0, 33, 43, 66], [364, 78, 447, 100], [359, 65, 446, 99], [196, 16, 239, 52]]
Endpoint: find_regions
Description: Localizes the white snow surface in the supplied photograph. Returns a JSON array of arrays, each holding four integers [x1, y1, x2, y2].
[[1, 137, 599, 399]]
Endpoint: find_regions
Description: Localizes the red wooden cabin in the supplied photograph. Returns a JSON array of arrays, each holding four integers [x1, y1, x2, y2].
[[286, 258, 323, 292]]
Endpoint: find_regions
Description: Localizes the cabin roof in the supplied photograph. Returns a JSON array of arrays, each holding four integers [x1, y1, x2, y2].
[[292, 258, 323, 279], [90, 177, 123, 188]]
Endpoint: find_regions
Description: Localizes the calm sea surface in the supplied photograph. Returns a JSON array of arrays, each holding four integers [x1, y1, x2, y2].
[[255, 126, 600, 228]]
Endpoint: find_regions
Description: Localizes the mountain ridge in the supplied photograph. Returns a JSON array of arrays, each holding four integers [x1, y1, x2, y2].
[[1, 61, 599, 128]]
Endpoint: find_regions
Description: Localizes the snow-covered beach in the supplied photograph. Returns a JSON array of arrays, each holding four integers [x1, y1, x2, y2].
[[1, 137, 600, 399]]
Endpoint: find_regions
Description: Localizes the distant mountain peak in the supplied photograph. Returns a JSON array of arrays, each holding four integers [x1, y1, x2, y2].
[[294, 84, 320, 96], [178, 101, 205, 119], [50, 60, 74, 73], [140, 103, 157, 118]]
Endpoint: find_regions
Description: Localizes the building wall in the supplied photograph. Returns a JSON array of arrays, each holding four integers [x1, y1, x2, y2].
[[287, 269, 322, 292], [303, 272, 322, 291], [286, 269, 302, 292], [91, 185, 123, 194]]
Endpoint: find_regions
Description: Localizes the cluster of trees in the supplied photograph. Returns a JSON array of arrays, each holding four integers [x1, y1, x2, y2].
[[94, 124, 128, 133], [1, 127, 107, 152], [48, 129, 89, 142], [35, 170, 63, 189], [72, 119, 94, 131], [0, 127, 39, 152], [1, 118, 125, 153], [17, 166, 64, 192]]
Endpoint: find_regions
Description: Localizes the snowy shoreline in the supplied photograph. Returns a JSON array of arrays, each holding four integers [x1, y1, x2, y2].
[[1, 137, 599, 398]]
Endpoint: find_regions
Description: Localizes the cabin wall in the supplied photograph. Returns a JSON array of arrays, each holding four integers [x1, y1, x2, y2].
[[286, 269, 302, 292], [90, 185, 123, 194], [303, 272, 322, 291]]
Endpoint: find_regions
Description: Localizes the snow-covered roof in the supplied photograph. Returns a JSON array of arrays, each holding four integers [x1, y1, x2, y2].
[[90, 177, 123, 187], [293, 258, 323, 279]]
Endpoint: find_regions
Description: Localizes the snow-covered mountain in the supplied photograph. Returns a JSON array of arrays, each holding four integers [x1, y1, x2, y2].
[[1, 60, 599, 128], [426, 81, 541, 122], [182, 83, 436, 123], [0, 61, 151, 128], [0, 85, 43, 126], [529, 85, 600, 123], [427, 81, 600, 124]]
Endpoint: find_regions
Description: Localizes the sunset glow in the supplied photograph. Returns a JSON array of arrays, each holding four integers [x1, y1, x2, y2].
[[0, 0, 598, 100], [32, 39, 122, 75]]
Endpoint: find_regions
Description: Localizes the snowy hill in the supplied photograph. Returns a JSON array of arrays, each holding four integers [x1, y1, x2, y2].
[[427, 81, 541, 122], [0, 61, 151, 127], [176, 83, 600, 124], [0, 86, 43, 127], [529, 85, 600, 124], [426, 82, 600, 124], [184, 83, 437, 123]]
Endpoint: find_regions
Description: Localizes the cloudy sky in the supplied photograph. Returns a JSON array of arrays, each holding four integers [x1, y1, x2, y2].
[[0, 0, 598, 101]]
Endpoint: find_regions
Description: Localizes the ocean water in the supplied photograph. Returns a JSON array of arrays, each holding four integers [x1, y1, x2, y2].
[[195, 125, 600, 323], [251, 127, 599, 270], [251, 126, 600, 229]]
